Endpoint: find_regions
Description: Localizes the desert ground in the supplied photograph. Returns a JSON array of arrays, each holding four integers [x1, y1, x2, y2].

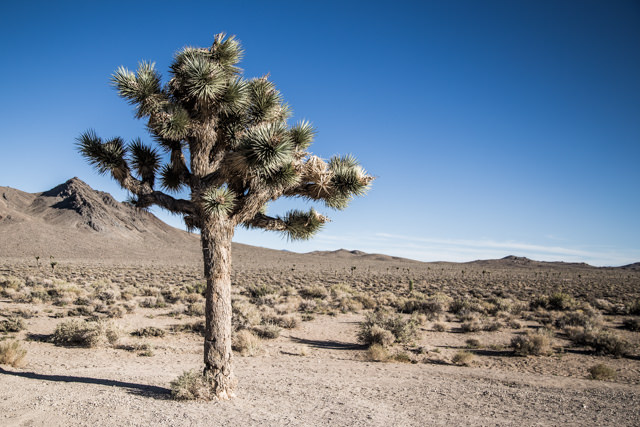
[[1, 179, 640, 426]]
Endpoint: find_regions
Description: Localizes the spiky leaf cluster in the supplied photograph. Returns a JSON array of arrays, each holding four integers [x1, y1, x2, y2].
[[202, 187, 236, 218], [79, 33, 372, 242], [281, 209, 326, 241]]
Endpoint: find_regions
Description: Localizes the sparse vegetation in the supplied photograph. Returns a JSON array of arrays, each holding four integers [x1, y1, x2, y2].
[[53, 320, 119, 347], [452, 350, 474, 366], [511, 332, 552, 356], [0, 341, 27, 367], [588, 363, 617, 381]]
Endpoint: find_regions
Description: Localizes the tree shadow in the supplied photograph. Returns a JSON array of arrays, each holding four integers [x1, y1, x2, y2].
[[289, 336, 366, 351], [0, 367, 171, 399]]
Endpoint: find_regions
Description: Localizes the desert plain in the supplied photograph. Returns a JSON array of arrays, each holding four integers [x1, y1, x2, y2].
[[1, 178, 639, 426]]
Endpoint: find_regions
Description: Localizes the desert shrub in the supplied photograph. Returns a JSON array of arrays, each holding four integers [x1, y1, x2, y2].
[[232, 300, 262, 330], [392, 352, 413, 363], [450, 298, 484, 315], [232, 330, 261, 356], [359, 325, 395, 347], [185, 282, 206, 296], [358, 311, 418, 345], [483, 320, 503, 332], [0, 341, 27, 367], [399, 294, 448, 319], [185, 302, 205, 317], [588, 363, 617, 381], [511, 332, 552, 356], [52, 320, 119, 347], [298, 298, 317, 312], [508, 319, 522, 329], [0, 317, 25, 333], [530, 295, 549, 310], [366, 344, 388, 362], [432, 322, 446, 332], [547, 292, 576, 311], [554, 309, 602, 330], [139, 296, 167, 308], [299, 285, 328, 299], [452, 350, 474, 366], [74, 296, 93, 306], [569, 329, 630, 357], [627, 299, 640, 316], [171, 370, 217, 401], [246, 283, 277, 299], [252, 323, 281, 339], [355, 293, 377, 309], [12, 309, 37, 319], [460, 318, 482, 333], [276, 314, 300, 329], [66, 306, 94, 317], [465, 338, 481, 348], [131, 326, 166, 338], [622, 318, 640, 332], [172, 321, 205, 336]]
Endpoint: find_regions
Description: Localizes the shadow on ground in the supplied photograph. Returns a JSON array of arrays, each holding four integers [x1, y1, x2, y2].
[[0, 367, 171, 399], [289, 336, 366, 350]]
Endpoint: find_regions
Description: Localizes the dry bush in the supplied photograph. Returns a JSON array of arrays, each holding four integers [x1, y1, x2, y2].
[[568, 328, 631, 357], [131, 326, 166, 338], [0, 341, 27, 367], [185, 302, 205, 316], [299, 285, 328, 299], [452, 350, 474, 366], [432, 322, 447, 332], [626, 299, 640, 315], [507, 319, 522, 329], [465, 338, 481, 348], [53, 320, 119, 347], [483, 320, 503, 332], [171, 370, 217, 401], [232, 300, 262, 330], [547, 292, 576, 311], [554, 308, 602, 330], [511, 332, 552, 356], [359, 325, 395, 347], [0, 317, 25, 333], [246, 283, 278, 299], [460, 318, 483, 333], [622, 318, 640, 332], [252, 323, 281, 339], [358, 311, 418, 345], [232, 330, 262, 356], [366, 344, 388, 362], [588, 363, 617, 381], [392, 352, 413, 363]]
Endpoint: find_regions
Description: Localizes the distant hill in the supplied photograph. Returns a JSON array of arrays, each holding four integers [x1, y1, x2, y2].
[[0, 177, 202, 262], [1, 178, 635, 269]]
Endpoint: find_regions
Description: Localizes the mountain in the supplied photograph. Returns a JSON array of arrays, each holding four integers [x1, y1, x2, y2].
[[0, 177, 202, 262]]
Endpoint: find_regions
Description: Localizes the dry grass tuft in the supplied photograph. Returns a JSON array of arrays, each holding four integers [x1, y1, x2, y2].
[[366, 344, 389, 362], [452, 350, 474, 366], [232, 330, 262, 356], [0, 341, 27, 367], [588, 363, 617, 381], [511, 332, 552, 356]]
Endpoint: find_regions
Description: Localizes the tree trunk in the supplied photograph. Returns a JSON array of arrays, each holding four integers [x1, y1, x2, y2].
[[200, 217, 237, 400]]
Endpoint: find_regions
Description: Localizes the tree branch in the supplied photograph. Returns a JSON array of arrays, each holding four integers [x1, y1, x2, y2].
[[242, 212, 287, 231]]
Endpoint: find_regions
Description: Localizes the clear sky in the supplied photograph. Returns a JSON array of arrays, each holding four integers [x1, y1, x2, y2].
[[1, 0, 638, 266]]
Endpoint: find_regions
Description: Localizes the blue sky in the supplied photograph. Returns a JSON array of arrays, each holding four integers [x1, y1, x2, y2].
[[1, 1, 638, 266]]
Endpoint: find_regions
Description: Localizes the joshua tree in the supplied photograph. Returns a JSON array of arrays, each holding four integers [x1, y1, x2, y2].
[[77, 33, 372, 399]]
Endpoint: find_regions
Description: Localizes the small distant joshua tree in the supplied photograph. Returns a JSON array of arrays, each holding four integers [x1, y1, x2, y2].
[[77, 33, 372, 400], [49, 256, 57, 274]]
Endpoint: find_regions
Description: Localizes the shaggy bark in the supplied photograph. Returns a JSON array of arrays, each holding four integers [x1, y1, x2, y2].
[[201, 217, 237, 399]]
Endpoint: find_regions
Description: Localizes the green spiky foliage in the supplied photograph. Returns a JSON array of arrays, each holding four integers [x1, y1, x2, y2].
[[77, 33, 372, 398], [77, 33, 372, 239]]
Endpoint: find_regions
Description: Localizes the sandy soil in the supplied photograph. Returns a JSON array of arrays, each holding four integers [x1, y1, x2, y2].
[[1, 311, 639, 427]]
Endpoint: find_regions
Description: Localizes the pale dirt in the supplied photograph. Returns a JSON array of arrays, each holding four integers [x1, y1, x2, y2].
[[1, 311, 639, 427]]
